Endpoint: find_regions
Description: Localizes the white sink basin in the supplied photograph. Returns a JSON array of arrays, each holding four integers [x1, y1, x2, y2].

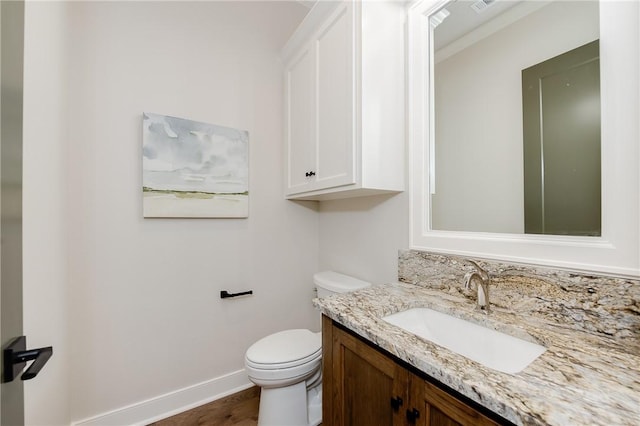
[[382, 308, 546, 374]]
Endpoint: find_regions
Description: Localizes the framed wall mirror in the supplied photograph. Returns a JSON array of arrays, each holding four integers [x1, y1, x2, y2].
[[408, 0, 639, 277]]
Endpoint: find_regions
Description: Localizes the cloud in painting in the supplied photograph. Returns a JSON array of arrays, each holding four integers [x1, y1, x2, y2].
[[143, 113, 248, 194]]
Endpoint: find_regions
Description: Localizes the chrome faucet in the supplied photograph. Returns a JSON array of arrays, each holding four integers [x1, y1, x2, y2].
[[463, 260, 491, 313]]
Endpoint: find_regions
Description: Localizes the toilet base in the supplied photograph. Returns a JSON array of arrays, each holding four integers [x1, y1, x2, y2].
[[257, 381, 322, 426], [307, 383, 322, 426]]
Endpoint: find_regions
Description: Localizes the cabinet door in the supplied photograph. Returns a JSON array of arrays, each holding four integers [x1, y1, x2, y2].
[[285, 44, 316, 195], [409, 374, 499, 426], [329, 323, 408, 426], [315, 2, 356, 190]]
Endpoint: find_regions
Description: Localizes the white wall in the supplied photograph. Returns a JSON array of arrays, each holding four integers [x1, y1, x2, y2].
[[318, 193, 409, 290], [24, 2, 317, 424], [23, 2, 70, 424], [432, 1, 599, 233]]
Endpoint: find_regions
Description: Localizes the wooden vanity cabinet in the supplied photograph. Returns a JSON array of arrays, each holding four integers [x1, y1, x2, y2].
[[323, 316, 502, 426]]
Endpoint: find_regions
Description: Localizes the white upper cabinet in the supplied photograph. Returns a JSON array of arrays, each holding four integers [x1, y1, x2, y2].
[[282, 1, 405, 200]]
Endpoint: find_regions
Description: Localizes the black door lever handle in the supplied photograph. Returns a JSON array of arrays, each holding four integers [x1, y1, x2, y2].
[[3, 336, 53, 382]]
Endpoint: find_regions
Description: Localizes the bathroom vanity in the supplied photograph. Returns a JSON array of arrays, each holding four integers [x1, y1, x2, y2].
[[323, 316, 501, 425], [314, 251, 640, 426]]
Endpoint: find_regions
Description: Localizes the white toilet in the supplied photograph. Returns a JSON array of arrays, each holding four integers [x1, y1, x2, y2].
[[244, 271, 371, 426]]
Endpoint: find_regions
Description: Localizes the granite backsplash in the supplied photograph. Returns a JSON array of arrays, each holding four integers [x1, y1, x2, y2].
[[398, 250, 640, 347]]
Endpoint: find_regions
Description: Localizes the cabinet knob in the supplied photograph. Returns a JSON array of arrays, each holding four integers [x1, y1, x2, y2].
[[390, 396, 403, 411], [406, 408, 420, 423], [305, 171, 316, 177]]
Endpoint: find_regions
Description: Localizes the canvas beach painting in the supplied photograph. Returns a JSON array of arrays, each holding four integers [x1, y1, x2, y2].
[[142, 113, 249, 218]]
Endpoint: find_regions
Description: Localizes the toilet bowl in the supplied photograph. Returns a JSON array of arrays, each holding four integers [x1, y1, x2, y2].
[[245, 329, 322, 426], [245, 271, 371, 426]]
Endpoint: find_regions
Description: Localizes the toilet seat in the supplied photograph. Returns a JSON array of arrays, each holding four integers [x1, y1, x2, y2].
[[246, 354, 321, 386], [245, 329, 321, 369], [246, 349, 321, 371], [245, 329, 322, 386]]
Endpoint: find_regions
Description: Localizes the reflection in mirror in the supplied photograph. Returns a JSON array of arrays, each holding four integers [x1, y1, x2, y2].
[[522, 40, 600, 236], [430, 0, 600, 236]]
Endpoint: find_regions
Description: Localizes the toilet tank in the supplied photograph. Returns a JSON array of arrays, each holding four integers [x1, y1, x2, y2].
[[313, 271, 371, 299]]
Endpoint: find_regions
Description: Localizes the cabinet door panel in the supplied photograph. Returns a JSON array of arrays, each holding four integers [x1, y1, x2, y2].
[[316, 3, 356, 189], [429, 405, 462, 426], [332, 326, 407, 426], [411, 376, 499, 426], [285, 46, 315, 194], [343, 347, 395, 425]]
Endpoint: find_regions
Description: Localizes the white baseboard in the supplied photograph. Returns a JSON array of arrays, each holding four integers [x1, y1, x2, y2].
[[72, 369, 253, 426]]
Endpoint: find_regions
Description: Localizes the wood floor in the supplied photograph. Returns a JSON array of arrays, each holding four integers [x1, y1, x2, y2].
[[149, 386, 260, 426]]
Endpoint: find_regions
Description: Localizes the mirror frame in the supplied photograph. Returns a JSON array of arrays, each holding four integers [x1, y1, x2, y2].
[[408, 0, 639, 278]]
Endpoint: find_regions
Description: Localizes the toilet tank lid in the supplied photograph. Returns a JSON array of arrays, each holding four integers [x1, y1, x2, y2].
[[313, 271, 371, 293]]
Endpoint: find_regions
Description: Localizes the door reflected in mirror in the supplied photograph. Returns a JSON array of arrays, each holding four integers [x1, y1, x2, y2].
[[430, 0, 600, 236]]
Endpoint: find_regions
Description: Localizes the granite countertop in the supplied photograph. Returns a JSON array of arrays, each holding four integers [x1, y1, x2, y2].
[[313, 281, 640, 426]]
